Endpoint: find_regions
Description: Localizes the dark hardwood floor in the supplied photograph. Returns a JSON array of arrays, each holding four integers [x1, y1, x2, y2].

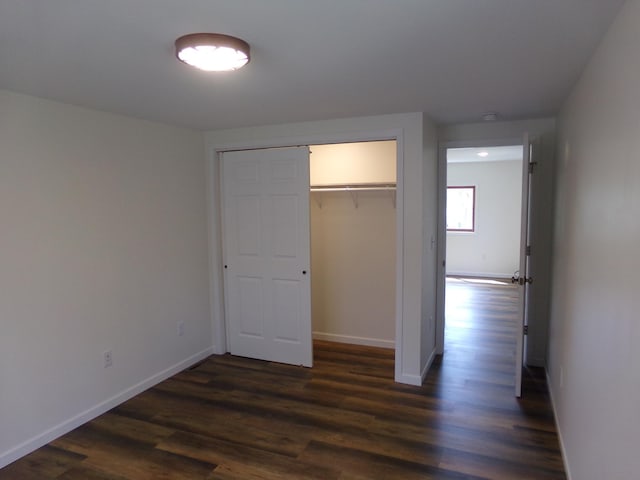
[[1, 278, 566, 479]]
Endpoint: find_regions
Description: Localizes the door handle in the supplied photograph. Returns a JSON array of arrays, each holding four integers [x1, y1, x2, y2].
[[511, 276, 533, 285]]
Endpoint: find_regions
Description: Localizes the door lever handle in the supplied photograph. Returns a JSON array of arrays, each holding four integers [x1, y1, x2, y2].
[[511, 276, 533, 285]]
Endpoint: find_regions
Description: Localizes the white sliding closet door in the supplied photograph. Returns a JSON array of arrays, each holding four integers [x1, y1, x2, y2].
[[221, 147, 312, 367]]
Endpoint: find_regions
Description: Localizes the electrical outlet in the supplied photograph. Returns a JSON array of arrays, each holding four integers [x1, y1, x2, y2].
[[177, 321, 185, 336], [104, 350, 113, 368]]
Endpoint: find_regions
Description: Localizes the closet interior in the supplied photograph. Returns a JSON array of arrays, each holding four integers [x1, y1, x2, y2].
[[309, 140, 397, 349]]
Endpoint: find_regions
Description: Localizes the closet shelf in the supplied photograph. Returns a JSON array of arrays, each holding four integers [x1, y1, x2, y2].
[[310, 183, 396, 208]]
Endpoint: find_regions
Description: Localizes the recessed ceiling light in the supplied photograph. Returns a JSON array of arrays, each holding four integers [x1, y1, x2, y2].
[[175, 33, 250, 72], [477, 151, 489, 157], [482, 112, 499, 122]]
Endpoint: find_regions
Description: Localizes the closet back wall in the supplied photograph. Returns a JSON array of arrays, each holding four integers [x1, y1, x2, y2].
[[310, 142, 396, 348]]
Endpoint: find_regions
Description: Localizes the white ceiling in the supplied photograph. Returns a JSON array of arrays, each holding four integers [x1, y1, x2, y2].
[[0, 1, 625, 131], [447, 146, 522, 163]]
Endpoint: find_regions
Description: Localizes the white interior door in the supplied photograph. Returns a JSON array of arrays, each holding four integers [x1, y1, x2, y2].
[[514, 134, 533, 397], [221, 147, 312, 367]]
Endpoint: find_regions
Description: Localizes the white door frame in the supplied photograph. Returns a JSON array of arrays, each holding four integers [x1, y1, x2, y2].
[[435, 137, 525, 355], [207, 129, 407, 381]]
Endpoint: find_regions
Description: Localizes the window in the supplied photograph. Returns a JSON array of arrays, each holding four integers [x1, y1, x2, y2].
[[447, 186, 475, 232]]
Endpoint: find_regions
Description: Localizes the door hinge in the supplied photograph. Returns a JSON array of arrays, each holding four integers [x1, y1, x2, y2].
[[528, 162, 537, 174], [526, 245, 532, 256], [523, 325, 529, 335]]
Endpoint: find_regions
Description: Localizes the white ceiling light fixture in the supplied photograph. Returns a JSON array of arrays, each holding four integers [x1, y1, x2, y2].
[[175, 33, 250, 72], [477, 151, 490, 157]]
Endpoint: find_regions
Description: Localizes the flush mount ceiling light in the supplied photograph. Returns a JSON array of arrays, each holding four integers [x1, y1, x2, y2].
[[477, 151, 490, 158], [482, 112, 499, 122], [175, 33, 250, 72]]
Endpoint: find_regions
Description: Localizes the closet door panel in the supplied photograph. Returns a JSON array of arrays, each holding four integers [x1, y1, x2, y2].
[[222, 147, 312, 367]]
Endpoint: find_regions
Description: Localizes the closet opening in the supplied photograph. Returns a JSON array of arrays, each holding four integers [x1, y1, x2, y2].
[[309, 140, 397, 368]]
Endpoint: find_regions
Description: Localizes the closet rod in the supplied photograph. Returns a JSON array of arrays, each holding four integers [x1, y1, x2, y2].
[[310, 183, 396, 192]]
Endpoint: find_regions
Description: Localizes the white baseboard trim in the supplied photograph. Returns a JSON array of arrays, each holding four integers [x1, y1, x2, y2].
[[394, 349, 437, 387], [0, 346, 215, 469], [446, 271, 513, 279], [395, 372, 423, 386], [546, 370, 572, 480], [421, 348, 437, 383], [312, 332, 395, 349]]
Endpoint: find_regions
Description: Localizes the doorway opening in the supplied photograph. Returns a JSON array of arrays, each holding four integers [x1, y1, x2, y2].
[[442, 145, 524, 393]]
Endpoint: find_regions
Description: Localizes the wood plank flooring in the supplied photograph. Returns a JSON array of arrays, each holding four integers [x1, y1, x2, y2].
[[1, 278, 566, 479]]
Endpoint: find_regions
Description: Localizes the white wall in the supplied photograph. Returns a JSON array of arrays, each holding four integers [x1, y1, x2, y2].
[[310, 193, 396, 347], [420, 116, 439, 375], [0, 90, 212, 467], [310, 141, 396, 185], [437, 118, 556, 366], [205, 112, 438, 385], [549, 1, 640, 478], [446, 159, 522, 278]]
